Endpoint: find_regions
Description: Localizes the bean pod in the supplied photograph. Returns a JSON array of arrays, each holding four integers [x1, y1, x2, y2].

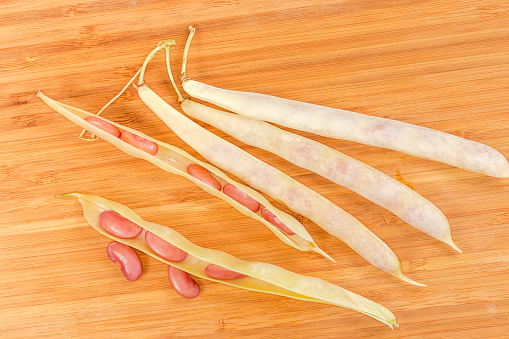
[[61, 193, 398, 329], [36, 91, 328, 260]]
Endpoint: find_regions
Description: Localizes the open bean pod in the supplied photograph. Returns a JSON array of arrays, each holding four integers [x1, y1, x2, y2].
[[60, 192, 398, 329], [36, 91, 329, 260]]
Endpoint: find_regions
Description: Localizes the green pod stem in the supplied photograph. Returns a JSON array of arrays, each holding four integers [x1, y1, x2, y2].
[[36, 91, 330, 260], [60, 192, 398, 329]]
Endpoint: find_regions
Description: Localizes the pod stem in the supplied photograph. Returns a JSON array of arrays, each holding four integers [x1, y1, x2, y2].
[[165, 47, 184, 103], [180, 26, 196, 81], [78, 68, 141, 141], [78, 40, 174, 141], [138, 40, 176, 86]]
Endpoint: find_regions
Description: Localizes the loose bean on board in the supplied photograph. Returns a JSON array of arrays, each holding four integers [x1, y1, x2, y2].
[[107, 241, 142, 281]]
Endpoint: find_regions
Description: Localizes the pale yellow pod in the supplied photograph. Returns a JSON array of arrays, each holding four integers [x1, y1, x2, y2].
[[138, 84, 422, 286], [135, 40, 422, 286], [36, 91, 329, 260], [179, 99, 461, 253], [181, 27, 509, 179], [60, 192, 398, 329]]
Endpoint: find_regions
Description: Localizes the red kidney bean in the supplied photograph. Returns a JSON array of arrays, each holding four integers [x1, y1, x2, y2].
[[84, 117, 121, 138], [120, 130, 158, 155], [99, 211, 143, 239], [204, 264, 247, 280], [187, 164, 222, 190], [107, 241, 142, 281], [223, 184, 260, 212], [168, 266, 200, 298], [261, 207, 295, 235], [145, 231, 188, 262]]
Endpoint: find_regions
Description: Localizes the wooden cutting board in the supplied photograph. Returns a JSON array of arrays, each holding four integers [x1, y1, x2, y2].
[[1, 0, 509, 337]]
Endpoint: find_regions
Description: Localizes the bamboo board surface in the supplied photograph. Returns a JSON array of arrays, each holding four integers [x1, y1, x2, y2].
[[1, 0, 509, 338]]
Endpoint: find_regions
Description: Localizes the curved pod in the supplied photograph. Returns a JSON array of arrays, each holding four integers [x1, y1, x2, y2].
[[138, 83, 421, 286], [36, 91, 325, 259], [62, 193, 398, 329], [179, 99, 460, 251]]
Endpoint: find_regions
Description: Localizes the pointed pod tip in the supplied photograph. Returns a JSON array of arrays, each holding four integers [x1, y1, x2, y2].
[[55, 193, 78, 198], [449, 241, 462, 254], [313, 247, 335, 262], [395, 272, 426, 287]]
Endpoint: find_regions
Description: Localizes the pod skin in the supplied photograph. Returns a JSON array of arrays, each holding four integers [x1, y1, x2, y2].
[[182, 79, 509, 178], [137, 53, 421, 285], [36, 91, 327, 259], [59, 193, 398, 329], [179, 99, 460, 252]]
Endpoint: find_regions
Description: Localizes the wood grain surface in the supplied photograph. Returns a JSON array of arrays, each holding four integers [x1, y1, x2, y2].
[[1, 0, 509, 338]]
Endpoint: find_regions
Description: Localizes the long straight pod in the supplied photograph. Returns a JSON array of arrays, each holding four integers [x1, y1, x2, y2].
[[182, 80, 509, 178], [36, 91, 326, 258], [62, 193, 398, 329], [180, 99, 460, 252], [138, 84, 422, 286], [180, 32, 509, 178]]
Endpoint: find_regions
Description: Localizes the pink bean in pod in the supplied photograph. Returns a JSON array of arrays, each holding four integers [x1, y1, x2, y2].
[[145, 231, 188, 262], [261, 207, 295, 235], [205, 264, 247, 280], [223, 184, 260, 212], [99, 210, 143, 239], [107, 241, 142, 281], [84, 117, 121, 138], [187, 164, 222, 190], [168, 266, 200, 298], [120, 130, 158, 155]]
